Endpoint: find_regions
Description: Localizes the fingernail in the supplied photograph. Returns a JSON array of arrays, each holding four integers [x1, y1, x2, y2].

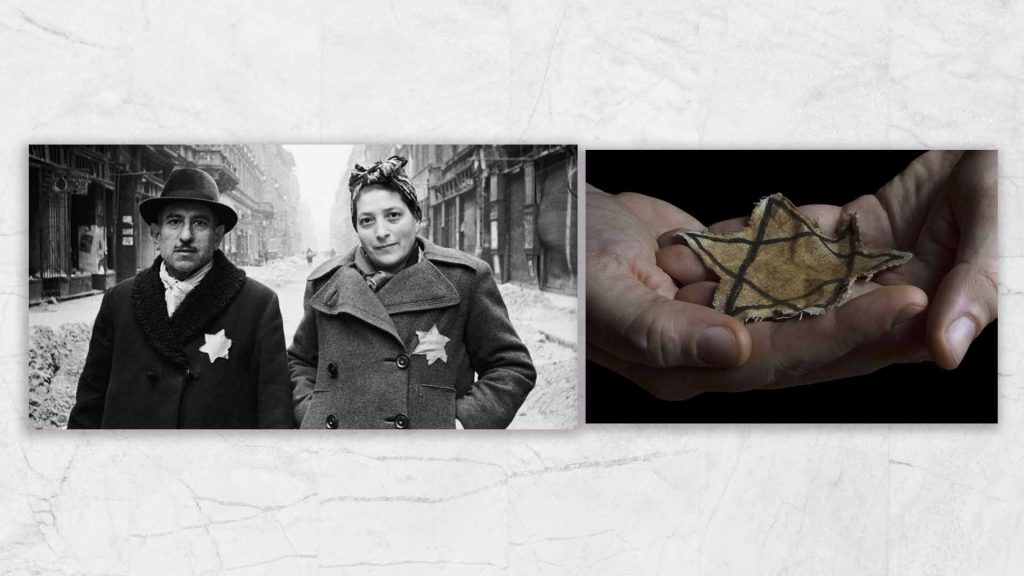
[[697, 326, 739, 366], [945, 316, 976, 366]]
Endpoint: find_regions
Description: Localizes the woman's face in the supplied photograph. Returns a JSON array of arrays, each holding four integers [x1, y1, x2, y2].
[[355, 186, 419, 273]]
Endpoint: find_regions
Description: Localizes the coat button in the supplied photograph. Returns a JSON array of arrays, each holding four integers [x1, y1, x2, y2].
[[393, 413, 410, 429], [327, 363, 338, 378], [325, 414, 339, 429], [146, 370, 158, 382], [396, 354, 410, 369]]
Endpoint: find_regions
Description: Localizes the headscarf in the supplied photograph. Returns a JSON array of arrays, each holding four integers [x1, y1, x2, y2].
[[349, 155, 422, 227]]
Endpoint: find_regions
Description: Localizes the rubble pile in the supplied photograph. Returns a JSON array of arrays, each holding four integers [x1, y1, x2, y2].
[[498, 283, 579, 429], [498, 283, 568, 317], [28, 323, 91, 429], [509, 357, 578, 429], [243, 257, 307, 290]]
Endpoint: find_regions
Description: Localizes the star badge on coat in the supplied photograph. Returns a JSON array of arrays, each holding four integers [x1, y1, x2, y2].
[[674, 194, 912, 322], [412, 324, 450, 365], [199, 329, 232, 363]]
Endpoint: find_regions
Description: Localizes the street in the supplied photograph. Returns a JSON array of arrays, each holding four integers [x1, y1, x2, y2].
[[28, 255, 577, 429]]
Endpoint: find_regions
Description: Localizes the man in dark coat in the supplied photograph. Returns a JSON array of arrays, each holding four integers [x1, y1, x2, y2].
[[68, 168, 294, 429]]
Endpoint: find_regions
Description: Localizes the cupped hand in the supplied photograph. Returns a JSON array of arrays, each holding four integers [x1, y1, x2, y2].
[[654, 204, 931, 400], [695, 151, 996, 370], [587, 185, 929, 401], [840, 151, 997, 369], [586, 186, 752, 374]]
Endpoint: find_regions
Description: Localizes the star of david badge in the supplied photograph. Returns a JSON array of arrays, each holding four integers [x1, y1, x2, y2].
[[199, 329, 232, 363], [675, 194, 912, 322], [412, 324, 450, 366]]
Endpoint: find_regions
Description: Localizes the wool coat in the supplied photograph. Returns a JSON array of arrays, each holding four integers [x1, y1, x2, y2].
[[68, 251, 295, 429], [288, 238, 536, 429]]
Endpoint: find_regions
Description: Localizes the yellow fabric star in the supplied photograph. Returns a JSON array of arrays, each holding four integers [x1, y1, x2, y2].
[[678, 194, 912, 322], [199, 329, 232, 363], [413, 324, 450, 365]]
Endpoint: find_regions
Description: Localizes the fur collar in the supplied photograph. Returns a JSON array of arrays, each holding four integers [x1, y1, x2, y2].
[[132, 250, 247, 366]]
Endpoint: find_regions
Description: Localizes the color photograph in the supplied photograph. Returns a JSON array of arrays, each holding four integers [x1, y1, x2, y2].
[[587, 150, 997, 423]]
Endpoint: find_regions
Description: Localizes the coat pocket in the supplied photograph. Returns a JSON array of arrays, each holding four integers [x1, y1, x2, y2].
[[415, 383, 456, 429]]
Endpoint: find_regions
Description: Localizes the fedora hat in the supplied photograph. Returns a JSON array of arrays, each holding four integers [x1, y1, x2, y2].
[[139, 168, 239, 232]]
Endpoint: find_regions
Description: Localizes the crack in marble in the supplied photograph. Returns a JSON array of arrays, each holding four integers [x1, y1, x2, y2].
[[519, 2, 568, 140], [203, 523, 224, 574], [759, 502, 784, 555], [339, 448, 506, 471], [585, 545, 635, 570], [135, 483, 319, 534], [320, 559, 504, 569], [1000, 500, 1024, 575], [322, 479, 503, 505], [700, 431, 747, 563], [20, 443, 81, 555], [127, 524, 223, 541], [16, 9, 110, 49], [518, 443, 549, 469], [786, 452, 826, 550], [125, 476, 316, 570], [509, 528, 616, 547], [889, 459, 1007, 503], [202, 554, 316, 574], [319, 450, 692, 506], [217, 440, 320, 455], [511, 449, 695, 479], [193, 492, 317, 515]]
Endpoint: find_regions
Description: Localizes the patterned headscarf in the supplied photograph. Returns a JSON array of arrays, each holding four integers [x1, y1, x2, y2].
[[349, 155, 421, 228]]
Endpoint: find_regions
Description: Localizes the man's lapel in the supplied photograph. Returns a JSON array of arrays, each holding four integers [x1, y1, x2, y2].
[[171, 251, 247, 346], [133, 258, 186, 365], [132, 251, 247, 366]]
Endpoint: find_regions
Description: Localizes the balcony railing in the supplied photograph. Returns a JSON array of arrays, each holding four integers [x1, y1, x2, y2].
[[194, 146, 240, 191]]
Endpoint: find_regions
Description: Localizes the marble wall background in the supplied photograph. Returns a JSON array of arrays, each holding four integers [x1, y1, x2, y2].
[[2, 0, 1022, 573]]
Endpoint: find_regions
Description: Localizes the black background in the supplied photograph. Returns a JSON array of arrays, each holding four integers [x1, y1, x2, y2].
[[585, 150, 997, 424]]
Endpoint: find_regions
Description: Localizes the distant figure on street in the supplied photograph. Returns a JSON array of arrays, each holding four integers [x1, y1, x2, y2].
[[305, 247, 314, 266], [68, 168, 294, 429], [289, 155, 536, 429]]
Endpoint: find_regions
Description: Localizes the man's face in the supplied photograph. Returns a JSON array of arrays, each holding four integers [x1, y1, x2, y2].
[[355, 186, 419, 273], [151, 202, 224, 280]]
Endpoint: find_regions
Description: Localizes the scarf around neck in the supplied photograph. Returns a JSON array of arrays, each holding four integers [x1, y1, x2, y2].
[[354, 242, 423, 293], [159, 259, 214, 317]]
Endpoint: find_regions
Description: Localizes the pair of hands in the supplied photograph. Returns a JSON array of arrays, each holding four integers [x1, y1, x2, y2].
[[587, 151, 997, 401]]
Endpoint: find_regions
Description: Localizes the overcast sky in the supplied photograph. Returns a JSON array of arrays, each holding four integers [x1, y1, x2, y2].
[[284, 144, 352, 249]]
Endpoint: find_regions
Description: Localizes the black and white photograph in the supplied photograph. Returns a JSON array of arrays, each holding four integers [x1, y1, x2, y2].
[[29, 144, 578, 429]]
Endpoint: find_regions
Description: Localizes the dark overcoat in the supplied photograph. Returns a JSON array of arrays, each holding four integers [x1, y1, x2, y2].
[[68, 251, 295, 429], [288, 238, 536, 429]]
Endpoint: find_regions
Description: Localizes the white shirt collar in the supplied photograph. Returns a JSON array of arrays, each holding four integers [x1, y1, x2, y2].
[[159, 259, 214, 317]]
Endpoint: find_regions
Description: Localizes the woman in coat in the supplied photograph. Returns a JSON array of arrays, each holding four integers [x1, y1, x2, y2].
[[288, 156, 536, 429]]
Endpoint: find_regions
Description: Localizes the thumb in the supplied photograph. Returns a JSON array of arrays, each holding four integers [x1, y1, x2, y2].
[[927, 151, 998, 370], [587, 269, 751, 368], [927, 262, 997, 369]]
